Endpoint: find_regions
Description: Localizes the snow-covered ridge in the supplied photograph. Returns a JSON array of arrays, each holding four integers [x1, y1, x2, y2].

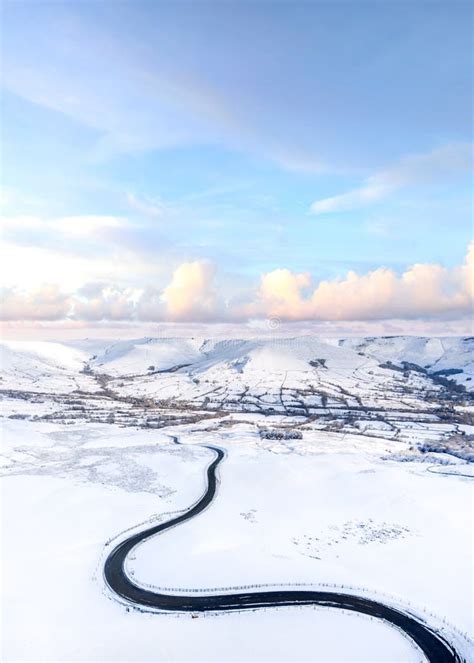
[[1, 334, 471, 386], [339, 336, 474, 388], [37, 334, 473, 375]]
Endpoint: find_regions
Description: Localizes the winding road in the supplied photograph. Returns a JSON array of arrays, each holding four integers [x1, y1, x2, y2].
[[104, 438, 462, 663]]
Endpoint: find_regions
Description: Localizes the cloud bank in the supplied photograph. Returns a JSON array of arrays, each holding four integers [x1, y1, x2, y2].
[[1, 246, 472, 324], [247, 244, 473, 321]]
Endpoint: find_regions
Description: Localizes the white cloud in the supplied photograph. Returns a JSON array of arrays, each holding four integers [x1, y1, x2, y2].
[[257, 269, 312, 318], [310, 143, 472, 214], [0, 240, 130, 291], [1, 214, 126, 237], [73, 284, 142, 321], [0, 214, 164, 291], [0, 285, 70, 321], [161, 260, 220, 321], [51, 216, 126, 237]]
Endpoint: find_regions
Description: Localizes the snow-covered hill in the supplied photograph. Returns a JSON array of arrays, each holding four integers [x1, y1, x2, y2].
[[1, 336, 472, 402], [0, 340, 99, 393], [82, 335, 474, 386], [339, 336, 474, 389]]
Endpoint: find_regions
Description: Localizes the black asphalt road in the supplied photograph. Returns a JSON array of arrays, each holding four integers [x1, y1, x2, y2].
[[104, 439, 461, 663]]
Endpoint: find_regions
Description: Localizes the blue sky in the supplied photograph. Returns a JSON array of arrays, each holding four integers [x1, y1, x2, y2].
[[1, 0, 472, 328]]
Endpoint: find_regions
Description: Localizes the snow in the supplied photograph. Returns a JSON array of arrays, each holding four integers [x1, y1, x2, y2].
[[88, 337, 204, 376], [0, 339, 98, 393], [129, 427, 472, 636], [1, 336, 473, 661], [340, 336, 474, 388], [1, 422, 422, 663], [1, 340, 86, 371]]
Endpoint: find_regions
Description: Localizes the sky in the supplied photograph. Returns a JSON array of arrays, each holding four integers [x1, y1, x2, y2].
[[1, 0, 473, 337]]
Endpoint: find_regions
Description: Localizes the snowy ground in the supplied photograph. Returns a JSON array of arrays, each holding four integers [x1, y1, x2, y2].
[[131, 427, 473, 635], [1, 337, 473, 661]]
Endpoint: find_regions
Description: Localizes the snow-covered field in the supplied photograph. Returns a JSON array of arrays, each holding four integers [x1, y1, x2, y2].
[[1, 336, 473, 661]]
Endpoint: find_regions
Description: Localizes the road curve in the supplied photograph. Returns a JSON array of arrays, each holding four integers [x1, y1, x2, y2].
[[104, 438, 461, 663], [427, 465, 474, 480]]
